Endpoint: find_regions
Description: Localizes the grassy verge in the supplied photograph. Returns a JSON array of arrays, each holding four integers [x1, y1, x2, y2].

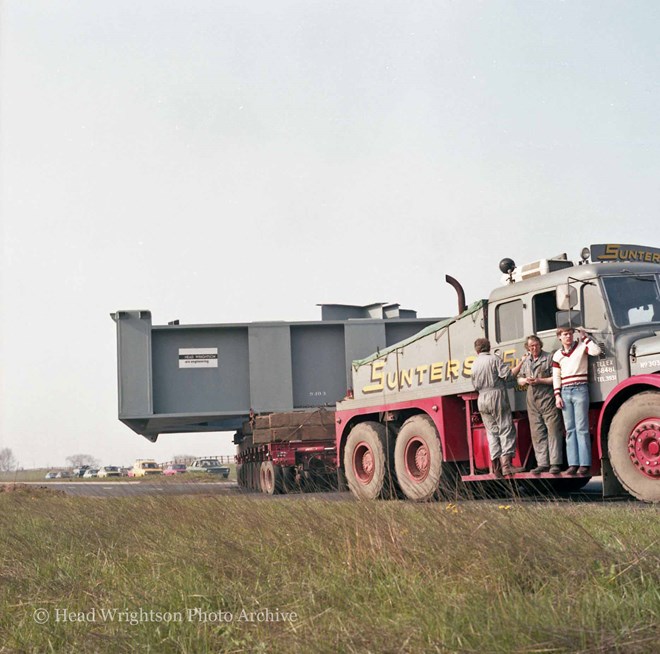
[[0, 488, 657, 653]]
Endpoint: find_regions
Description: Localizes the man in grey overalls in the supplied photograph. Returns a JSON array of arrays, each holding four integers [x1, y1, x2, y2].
[[471, 338, 518, 476], [513, 335, 563, 474]]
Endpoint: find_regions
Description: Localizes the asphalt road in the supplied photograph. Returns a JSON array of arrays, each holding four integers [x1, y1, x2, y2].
[[18, 477, 648, 506], [23, 480, 242, 497]]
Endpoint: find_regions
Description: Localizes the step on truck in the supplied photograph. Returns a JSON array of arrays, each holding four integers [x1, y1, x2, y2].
[[337, 243, 660, 502]]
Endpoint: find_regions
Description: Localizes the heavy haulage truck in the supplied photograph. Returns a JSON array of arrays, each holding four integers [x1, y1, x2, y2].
[[112, 243, 660, 502], [337, 243, 660, 503]]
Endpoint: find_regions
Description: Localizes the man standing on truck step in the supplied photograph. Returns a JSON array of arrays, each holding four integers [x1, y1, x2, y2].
[[552, 327, 602, 476], [512, 335, 564, 475], [471, 338, 520, 477]]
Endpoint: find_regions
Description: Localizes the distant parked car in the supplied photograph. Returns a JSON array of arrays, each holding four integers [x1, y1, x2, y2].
[[82, 468, 99, 478], [130, 459, 162, 477], [73, 465, 91, 477], [187, 458, 230, 478], [163, 463, 187, 476], [55, 471, 72, 479], [45, 471, 57, 480], [97, 466, 121, 478]]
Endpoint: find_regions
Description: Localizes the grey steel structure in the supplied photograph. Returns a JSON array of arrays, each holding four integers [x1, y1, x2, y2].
[[111, 304, 443, 441]]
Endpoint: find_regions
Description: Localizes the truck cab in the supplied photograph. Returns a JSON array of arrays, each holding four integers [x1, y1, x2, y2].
[[488, 257, 660, 406]]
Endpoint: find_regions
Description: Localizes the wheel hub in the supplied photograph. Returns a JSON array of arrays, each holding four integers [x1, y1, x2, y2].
[[628, 420, 660, 479], [405, 437, 430, 483], [353, 442, 375, 484]]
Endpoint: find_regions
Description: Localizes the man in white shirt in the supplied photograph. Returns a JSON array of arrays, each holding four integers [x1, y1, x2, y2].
[[552, 327, 602, 476]]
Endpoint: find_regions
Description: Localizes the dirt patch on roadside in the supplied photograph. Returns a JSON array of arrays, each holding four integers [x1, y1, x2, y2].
[[0, 483, 65, 496]]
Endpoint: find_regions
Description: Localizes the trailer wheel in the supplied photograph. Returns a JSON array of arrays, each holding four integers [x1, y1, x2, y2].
[[608, 391, 660, 502], [260, 461, 283, 495], [394, 414, 450, 501], [344, 421, 393, 500], [246, 462, 257, 491], [253, 462, 262, 492]]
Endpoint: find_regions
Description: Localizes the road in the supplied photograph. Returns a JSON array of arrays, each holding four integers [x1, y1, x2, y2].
[[21, 480, 242, 497], [16, 477, 647, 505]]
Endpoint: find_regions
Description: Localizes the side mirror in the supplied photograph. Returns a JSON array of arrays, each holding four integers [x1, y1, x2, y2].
[[556, 283, 578, 310], [556, 310, 583, 330]]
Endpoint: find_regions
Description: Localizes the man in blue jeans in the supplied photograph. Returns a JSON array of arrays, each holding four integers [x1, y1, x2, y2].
[[552, 327, 602, 476]]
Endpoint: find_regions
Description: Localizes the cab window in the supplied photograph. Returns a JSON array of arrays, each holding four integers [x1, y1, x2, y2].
[[602, 275, 660, 328], [496, 300, 524, 342], [532, 291, 556, 332], [582, 281, 608, 331]]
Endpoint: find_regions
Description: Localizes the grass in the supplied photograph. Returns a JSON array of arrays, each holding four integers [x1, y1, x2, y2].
[[0, 486, 657, 653]]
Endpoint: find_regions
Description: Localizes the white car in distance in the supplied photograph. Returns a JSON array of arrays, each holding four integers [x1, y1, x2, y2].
[[97, 466, 121, 478]]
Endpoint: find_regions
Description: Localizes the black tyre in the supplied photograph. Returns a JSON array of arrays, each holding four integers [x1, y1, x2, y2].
[[394, 414, 453, 501], [343, 421, 394, 500], [608, 391, 660, 502], [253, 462, 262, 492], [260, 461, 283, 495], [281, 466, 296, 494]]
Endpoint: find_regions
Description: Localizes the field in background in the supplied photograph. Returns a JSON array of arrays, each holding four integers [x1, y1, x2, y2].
[[0, 487, 658, 653]]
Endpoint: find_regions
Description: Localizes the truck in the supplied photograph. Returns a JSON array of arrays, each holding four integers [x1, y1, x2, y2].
[[337, 243, 660, 503], [112, 243, 660, 502]]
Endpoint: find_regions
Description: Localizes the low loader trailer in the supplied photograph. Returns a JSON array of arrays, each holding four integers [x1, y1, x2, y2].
[[111, 303, 441, 495], [113, 243, 660, 502]]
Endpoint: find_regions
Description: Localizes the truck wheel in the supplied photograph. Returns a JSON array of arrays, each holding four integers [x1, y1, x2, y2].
[[608, 391, 660, 502], [260, 461, 283, 495], [394, 414, 449, 501], [236, 464, 245, 488], [344, 421, 394, 500]]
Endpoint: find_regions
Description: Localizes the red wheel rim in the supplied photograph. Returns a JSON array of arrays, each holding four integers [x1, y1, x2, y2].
[[404, 437, 430, 483], [353, 442, 375, 484], [627, 418, 660, 479]]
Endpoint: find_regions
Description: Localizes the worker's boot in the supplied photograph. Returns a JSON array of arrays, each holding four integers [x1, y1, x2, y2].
[[491, 458, 503, 479], [500, 455, 525, 476]]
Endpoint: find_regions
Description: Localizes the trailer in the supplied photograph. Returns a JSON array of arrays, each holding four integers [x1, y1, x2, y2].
[[111, 303, 443, 493], [337, 244, 660, 502]]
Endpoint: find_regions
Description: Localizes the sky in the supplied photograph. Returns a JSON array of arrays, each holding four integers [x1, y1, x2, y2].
[[1, 1, 658, 469]]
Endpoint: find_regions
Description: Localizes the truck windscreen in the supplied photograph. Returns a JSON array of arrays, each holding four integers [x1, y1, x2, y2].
[[602, 274, 660, 328]]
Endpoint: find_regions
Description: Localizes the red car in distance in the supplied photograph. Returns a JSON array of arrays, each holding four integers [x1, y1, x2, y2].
[[163, 463, 187, 476]]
